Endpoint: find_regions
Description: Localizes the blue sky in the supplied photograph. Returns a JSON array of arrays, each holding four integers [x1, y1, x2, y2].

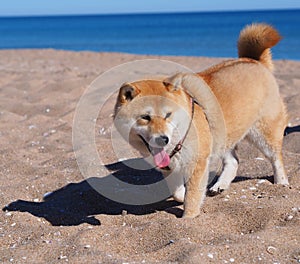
[[1, 0, 300, 16]]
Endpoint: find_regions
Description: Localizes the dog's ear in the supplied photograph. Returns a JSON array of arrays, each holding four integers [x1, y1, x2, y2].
[[163, 74, 183, 92], [117, 83, 140, 104]]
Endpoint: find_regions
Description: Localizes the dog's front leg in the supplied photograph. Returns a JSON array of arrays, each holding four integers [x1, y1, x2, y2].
[[183, 158, 209, 218]]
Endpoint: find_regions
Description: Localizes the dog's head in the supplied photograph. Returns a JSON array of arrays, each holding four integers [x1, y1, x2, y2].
[[114, 79, 192, 168]]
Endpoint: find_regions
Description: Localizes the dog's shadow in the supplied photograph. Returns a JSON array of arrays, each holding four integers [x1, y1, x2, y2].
[[2, 159, 181, 226], [4, 123, 297, 228]]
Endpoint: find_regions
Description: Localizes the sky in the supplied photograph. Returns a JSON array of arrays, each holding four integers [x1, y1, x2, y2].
[[1, 0, 300, 16]]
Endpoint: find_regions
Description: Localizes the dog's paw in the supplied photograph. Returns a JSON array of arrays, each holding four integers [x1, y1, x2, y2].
[[182, 210, 200, 219], [208, 181, 230, 196], [274, 177, 289, 186], [207, 187, 224, 197]]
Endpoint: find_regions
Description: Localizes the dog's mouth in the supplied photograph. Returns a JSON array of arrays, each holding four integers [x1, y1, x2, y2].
[[151, 148, 171, 169], [139, 136, 171, 169]]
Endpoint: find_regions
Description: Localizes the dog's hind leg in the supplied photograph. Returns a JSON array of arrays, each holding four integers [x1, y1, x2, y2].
[[246, 118, 289, 185], [208, 149, 239, 195]]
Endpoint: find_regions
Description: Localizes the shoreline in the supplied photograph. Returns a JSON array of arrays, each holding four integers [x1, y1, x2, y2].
[[1, 48, 299, 62]]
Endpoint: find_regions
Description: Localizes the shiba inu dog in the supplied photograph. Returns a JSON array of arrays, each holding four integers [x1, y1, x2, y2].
[[114, 23, 289, 218]]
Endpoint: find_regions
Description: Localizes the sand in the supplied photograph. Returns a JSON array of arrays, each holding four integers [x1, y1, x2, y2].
[[0, 49, 299, 263]]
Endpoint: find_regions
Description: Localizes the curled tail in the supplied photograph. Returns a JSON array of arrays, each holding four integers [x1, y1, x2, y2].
[[237, 23, 281, 71]]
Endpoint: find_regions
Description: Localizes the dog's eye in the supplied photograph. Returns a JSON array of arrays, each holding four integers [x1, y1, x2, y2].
[[140, 114, 151, 121], [165, 112, 172, 119]]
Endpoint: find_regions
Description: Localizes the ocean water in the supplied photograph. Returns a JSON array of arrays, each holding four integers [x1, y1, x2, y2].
[[0, 9, 299, 59]]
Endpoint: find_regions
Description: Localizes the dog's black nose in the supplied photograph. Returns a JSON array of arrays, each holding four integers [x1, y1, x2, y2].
[[155, 135, 169, 147]]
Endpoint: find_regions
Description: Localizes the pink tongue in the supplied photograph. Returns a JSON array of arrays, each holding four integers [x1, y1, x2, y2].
[[153, 149, 170, 168]]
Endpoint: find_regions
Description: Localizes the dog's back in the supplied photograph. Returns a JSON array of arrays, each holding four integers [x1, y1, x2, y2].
[[198, 24, 286, 146]]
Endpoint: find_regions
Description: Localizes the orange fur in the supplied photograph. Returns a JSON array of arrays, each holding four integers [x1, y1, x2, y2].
[[114, 23, 288, 218]]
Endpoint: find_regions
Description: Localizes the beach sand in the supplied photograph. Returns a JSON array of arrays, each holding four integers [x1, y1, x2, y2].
[[0, 49, 299, 263]]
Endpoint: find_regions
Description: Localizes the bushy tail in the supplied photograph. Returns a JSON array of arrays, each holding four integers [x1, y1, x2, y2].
[[237, 23, 281, 71]]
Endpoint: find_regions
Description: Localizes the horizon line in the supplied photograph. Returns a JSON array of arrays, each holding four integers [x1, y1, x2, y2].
[[0, 7, 299, 18]]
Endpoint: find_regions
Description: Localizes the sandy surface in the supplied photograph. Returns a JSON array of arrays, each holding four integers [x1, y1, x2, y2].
[[0, 49, 299, 263]]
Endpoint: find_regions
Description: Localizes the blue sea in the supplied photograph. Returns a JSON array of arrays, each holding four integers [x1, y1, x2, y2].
[[0, 9, 299, 59]]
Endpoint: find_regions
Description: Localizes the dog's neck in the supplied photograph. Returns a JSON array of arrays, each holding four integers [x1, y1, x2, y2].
[[170, 97, 195, 158], [161, 96, 195, 170]]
